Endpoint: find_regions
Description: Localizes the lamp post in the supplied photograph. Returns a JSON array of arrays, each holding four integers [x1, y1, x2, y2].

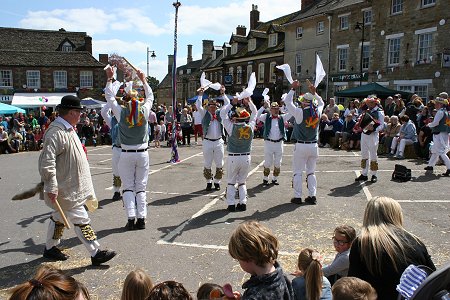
[[354, 18, 365, 85], [146, 47, 156, 77]]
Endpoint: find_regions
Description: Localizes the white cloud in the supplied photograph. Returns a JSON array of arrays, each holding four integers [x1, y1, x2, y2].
[[110, 8, 169, 36]]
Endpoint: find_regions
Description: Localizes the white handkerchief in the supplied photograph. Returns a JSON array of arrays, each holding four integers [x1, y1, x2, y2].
[[276, 64, 294, 84], [200, 72, 221, 91], [124, 81, 134, 94], [238, 72, 256, 100], [103, 64, 117, 80], [262, 88, 270, 101]]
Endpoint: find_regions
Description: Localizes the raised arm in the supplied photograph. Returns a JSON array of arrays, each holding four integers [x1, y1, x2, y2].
[[220, 102, 233, 135], [196, 88, 206, 117], [284, 81, 304, 124], [100, 102, 112, 127], [105, 65, 122, 122]]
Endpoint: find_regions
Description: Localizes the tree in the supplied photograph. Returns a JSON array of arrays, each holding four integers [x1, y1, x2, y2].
[[146, 76, 160, 91]]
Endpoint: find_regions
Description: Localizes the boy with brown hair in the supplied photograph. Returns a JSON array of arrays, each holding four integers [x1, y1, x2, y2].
[[332, 277, 377, 300], [228, 220, 294, 299]]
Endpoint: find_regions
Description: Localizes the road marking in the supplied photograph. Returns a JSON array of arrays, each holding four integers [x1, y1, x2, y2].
[[354, 170, 373, 201], [149, 152, 202, 175], [159, 160, 265, 243], [86, 146, 110, 152], [397, 200, 450, 203], [99, 158, 112, 163]]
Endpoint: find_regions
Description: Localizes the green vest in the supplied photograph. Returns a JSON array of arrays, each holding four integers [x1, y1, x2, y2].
[[292, 107, 320, 142], [119, 107, 149, 145], [227, 123, 254, 153], [432, 109, 449, 134], [263, 114, 286, 141], [201, 111, 223, 137]]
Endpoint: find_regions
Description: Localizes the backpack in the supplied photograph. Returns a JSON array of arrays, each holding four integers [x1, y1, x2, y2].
[[392, 164, 412, 182]]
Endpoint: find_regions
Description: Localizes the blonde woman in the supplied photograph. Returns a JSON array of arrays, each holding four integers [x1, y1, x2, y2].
[[348, 197, 435, 299], [121, 269, 153, 300]]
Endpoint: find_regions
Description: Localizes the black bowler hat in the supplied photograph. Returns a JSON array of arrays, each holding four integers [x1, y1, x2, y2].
[[57, 95, 83, 110]]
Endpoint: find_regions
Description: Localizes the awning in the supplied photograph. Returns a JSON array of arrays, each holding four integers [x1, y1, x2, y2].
[[0, 102, 26, 114], [81, 98, 105, 108], [11, 93, 76, 107], [187, 93, 208, 104]]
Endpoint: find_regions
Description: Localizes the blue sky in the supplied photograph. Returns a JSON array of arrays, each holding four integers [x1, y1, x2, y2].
[[1, 0, 299, 82]]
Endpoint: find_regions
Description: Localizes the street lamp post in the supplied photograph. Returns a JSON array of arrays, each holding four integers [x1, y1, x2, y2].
[[146, 47, 156, 77], [354, 18, 365, 85]]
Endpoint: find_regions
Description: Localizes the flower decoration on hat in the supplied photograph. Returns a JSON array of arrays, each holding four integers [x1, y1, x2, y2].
[[297, 93, 318, 107], [435, 97, 449, 105], [364, 95, 380, 104], [234, 107, 250, 120]]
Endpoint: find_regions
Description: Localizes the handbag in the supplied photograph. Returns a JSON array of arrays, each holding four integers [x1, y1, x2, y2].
[[392, 164, 412, 182]]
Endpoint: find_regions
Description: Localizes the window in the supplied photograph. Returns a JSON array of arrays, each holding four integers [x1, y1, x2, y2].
[[0, 70, 12, 87], [296, 27, 303, 39], [258, 63, 265, 82], [363, 9, 372, 24], [236, 66, 242, 84], [80, 71, 93, 88], [317, 21, 324, 34], [391, 0, 403, 14], [26, 70, 40, 88], [362, 44, 370, 70], [223, 48, 228, 57], [268, 33, 278, 47], [231, 43, 238, 55], [388, 38, 401, 65], [228, 67, 234, 84], [397, 85, 428, 102], [339, 15, 349, 30], [212, 51, 217, 60], [246, 65, 252, 83], [338, 47, 348, 71], [421, 0, 435, 7], [417, 33, 432, 63], [270, 62, 277, 82], [296, 53, 302, 74], [248, 39, 256, 52], [54, 71, 67, 88], [61, 41, 73, 52]]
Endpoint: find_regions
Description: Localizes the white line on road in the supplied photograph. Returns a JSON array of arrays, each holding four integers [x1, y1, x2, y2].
[[354, 170, 373, 201]]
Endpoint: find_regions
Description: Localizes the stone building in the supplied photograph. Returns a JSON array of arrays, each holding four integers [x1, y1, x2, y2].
[[0, 27, 107, 110]]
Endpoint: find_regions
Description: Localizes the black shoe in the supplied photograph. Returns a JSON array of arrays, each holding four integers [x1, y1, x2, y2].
[[262, 179, 269, 186], [43, 246, 68, 261], [135, 218, 145, 230], [355, 174, 368, 182], [214, 183, 220, 191], [112, 192, 122, 201], [227, 205, 236, 212], [424, 166, 433, 171], [305, 196, 317, 205], [371, 175, 378, 183], [236, 203, 247, 211], [272, 180, 279, 185], [291, 197, 302, 204], [91, 249, 116, 266], [206, 183, 212, 191], [125, 219, 135, 231], [442, 170, 450, 177]]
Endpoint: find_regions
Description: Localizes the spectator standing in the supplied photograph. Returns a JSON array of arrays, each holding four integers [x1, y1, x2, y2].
[[192, 103, 203, 145], [348, 196, 435, 299], [180, 108, 193, 146], [38, 111, 48, 132], [324, 97, 340, 120]]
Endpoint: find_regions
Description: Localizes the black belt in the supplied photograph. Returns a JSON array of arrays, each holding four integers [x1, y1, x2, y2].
[[297, 141, 317, 144], [122, 148, 148, 152], [229, 153, 250, 156], [265, 138, 283, 143], [113, 145, 121, 149], [204, 137, 221, 141]]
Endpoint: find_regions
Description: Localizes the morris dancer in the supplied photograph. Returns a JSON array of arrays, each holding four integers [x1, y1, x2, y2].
[[424, 96, 450, 176], [39, 95, 116, 265], [101, 102, 122, 201], [196, 73, 226, 191], [355, 96, 385, 183], [104, 66, 154, 230], [285, 80, 324, 205], [257, 90, 289, 186]]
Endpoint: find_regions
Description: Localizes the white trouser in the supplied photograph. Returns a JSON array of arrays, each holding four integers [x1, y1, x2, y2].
[[46, 205, 100, 257], [112, 146, 121, 192], [226, 155, 251, 205], [391, 137, 414, 156], [292, 143, 318, 198], [263, 140, 283, 180], [119, 151, 149, 219], [202, 139, 224, 183], [361, 132, 379, 176], [428, 132, 450, 168]]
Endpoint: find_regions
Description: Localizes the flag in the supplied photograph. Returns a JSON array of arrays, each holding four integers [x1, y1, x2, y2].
[[314, 54, 326, 88]]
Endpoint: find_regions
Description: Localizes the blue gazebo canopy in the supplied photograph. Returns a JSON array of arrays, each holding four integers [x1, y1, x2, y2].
[[187, 93, 208, 104], [0, 102, 26, 114]]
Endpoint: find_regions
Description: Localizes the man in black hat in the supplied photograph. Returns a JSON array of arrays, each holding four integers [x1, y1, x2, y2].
[[38, 95, 116, 265]]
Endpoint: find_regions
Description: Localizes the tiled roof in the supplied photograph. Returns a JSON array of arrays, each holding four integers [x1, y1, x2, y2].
[[177, 59, 202, 71], [289, 0, 364, 23], [248, 30, 267, 39], [0, 50, 105, 67], [0, 27, 89, 51], [159, 73, 172, 88], [230, 34, 248, 44]]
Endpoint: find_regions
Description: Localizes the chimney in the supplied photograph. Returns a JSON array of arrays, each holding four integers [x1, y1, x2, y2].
[[301, 0, 316, 9], [187, 44, 193, 63], [84, 35, 92, 54], [236, 25, 247, 36], [98, 54, 109, 64], [202, 40, 214, 62], [168, 54, 174, 74], [250, 4, 260, 30]]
